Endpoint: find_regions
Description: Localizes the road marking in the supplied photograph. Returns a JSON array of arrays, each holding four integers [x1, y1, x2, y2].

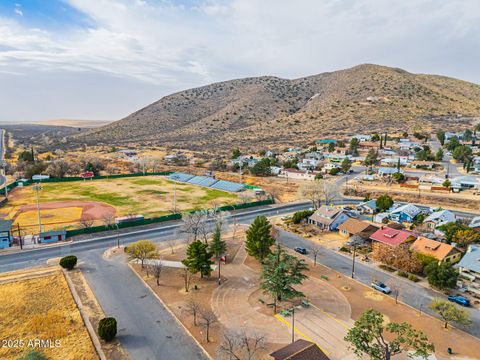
[[274, 314, 330, 355], [308, 303, 350, 330]]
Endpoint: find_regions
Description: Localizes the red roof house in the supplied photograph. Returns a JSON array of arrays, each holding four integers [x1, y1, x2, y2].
[[369, 227, 416, 247]]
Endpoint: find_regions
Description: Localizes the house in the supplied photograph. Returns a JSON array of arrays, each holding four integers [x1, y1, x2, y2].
[[0, 220, 13, 249], [410, 237, 462, 264], [270, 166, 283, 175], [389, 204, 422, 223], [411, 160, 435, 170], [370, 227, 417, 247], [278, 169, 320, 181], [356, 199, 377, 214], [377, 167, 403, 177], [308, 205, 350, 231], [419, 175, 445, 185], [352, 134, 372, 142], [297, 158, 321, 171], [39, 230, 67, 244], [469, 216, 480, 232], [304, 151, 324, 160], [374, 212, 390, 223], [270, 339, 330, 360], [338, 218, 379, 245], [457, 245, 480, 296], [423, 210, 456, 229], [380, 157, 409, 167], [323, 162, 340, 172], [451, 176, 479, 191]]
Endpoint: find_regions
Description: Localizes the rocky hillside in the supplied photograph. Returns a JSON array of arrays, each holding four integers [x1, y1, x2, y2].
[[75, 64, 480, 151]]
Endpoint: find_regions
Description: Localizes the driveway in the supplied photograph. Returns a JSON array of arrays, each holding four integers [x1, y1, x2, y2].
[[81, 250, 208, 360]]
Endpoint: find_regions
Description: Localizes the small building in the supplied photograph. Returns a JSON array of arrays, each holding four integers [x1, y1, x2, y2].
[[424, 210, 456, 229], [270, 339, 330, 360], [469, 216, 480, 232], [39, 230, 67, 244], [389, 204, 422, 223], [278, 169, 320, 181], [308, 205, 350, 231], [451, 176, 479, 191], [323, 162, 340, 171], [370, 227, 417, 247], [356, 199, 377, 214], [457, 245, 480, 296], [411, 160, 435, 170], [0, 220, 13, 249], [338, 218, 379, 245], [377, 167, 403, 177], [352, 134, 372, 142], [410, 237, 461, 264], [316, 139, 337, 146]]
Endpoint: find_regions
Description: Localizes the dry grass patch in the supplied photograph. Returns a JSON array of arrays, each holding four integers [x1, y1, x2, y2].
[[0, 271, 97, 360]]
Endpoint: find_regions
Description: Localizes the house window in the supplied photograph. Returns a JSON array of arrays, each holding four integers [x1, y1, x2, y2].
[[445, 258, 450, 262]]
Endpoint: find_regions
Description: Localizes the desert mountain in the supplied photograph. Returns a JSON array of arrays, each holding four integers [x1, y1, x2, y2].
[[76, 64, 480, 151]]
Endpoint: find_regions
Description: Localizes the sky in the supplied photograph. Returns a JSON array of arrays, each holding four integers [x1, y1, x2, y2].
[[0, 0, 479, 122]]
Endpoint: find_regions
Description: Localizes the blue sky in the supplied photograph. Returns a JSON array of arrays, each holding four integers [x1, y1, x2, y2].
[[0, 0, 479, 122]]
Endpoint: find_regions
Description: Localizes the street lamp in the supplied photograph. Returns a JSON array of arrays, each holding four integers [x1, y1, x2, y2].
[[32, 184, 42, 235], [351, 242, 357, 279]]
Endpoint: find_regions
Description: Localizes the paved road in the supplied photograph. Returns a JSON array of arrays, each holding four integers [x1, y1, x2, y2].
[[276, 229, 480, 338], [81, 249, 208, 360]]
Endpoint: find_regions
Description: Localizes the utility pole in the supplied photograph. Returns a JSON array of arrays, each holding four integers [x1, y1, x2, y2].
[[17, 223, 22, 250], [116, 223, 120, 248], [351, 243, 357, 279], [291, 303, 295, 343], [1, 162, 7, 199], [173, 180, 177, 213], [33, 184, 42, 235], [239, 161, 243, 183]]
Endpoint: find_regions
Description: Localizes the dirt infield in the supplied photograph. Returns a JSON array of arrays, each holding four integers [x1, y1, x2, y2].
[[8, 201, 116, 232]]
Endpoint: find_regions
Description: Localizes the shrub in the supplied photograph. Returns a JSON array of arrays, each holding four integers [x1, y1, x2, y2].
[[379, 264, 396, 272], [408, 273, 420, 282], [339, 246, 351, 253], [19, 351, 47, 360], [397, 270, 408, 278], [59, 255, 77, 270], [98, 317, 117, 341], [292, 210, 315, 224]]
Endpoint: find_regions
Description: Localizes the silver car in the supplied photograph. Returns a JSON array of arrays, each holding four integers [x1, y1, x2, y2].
[[371, 281, 391, 294]]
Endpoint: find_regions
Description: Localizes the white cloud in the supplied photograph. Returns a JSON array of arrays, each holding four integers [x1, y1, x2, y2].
[[0, 0, 479, 121]]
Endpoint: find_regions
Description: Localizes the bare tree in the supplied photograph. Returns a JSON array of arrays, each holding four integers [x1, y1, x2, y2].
[[310, 245, 321, 266], [180, 267, 193, 292], [200, 309, 218, 342], [79, 216, 95, 229], [102, 213, 116, 228], [185, 296, 201, 326], [299, 179, 339, 209], [148, 259, 163, 286], [181, 211, 207, 243], [389, 281, 400, 304], [166, 238, 177, 254], [231, 216, 239, 241], [218, 330, 266, 360]]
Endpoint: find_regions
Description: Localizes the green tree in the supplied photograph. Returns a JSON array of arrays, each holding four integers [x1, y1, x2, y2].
[[429, 299, 472, 329], [349, 138, 360, 156], [446, 136, 460, 151], [314, 172, 323, 180], [435, 148, 444, 161], [245, 216, 275, 261], [392, 172, 405, 183], [231, 148, 241, 159], [371, 133, 380, 142], [59, 255, 78, 270], [436, 130, 446, 146], [328, 142, 335, 153], [260, 244, 309, 313], [464, 129, 473, 142], [344, 309, 434, 360], [442, 179, 451, 188], [376, 194, 393, 212], [452, 228, 480, 247], [452, 145, 472, 162], [341, 158, 352, 173], [440, 222, 468, 243], [329, 167, 341, 175], [364, 149, 379, 168], [84, 162, 100, 176], [209, 224, 227, 284], [18, 150, 35, 163], [126, 240, 157, 268], [250, 158, 272, 176], [424, 262, 458, 290], [182, 240, 214, 277]]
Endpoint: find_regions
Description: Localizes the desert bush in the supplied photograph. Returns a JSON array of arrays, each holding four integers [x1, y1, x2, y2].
[[98, 317, 117, 341], [59, 255, 77, 270]]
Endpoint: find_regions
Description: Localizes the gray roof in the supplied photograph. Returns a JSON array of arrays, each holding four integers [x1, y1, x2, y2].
[[424, 210, 455, 224], [0, 220, 13, 232], [390, 204, 421, 218], [458, 245, 480, 273]]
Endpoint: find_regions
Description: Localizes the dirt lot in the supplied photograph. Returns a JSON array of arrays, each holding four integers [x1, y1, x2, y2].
[[1, 176, 240, 232], [0, 269, 97, 360]]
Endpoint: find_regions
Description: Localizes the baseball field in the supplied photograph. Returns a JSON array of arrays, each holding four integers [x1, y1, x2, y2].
[[0, 176, 240, 233]]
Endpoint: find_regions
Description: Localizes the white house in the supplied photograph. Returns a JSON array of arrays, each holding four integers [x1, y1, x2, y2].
[[278, 169, 319, 181], [423, 209, 456, 229], [458, 245, 480, 296], [297, 158, 321, 171], [323, 162, 340, 171], [378, 167, 403, 177], [353, 134, 372, 142], [308, 206, 350, 231]]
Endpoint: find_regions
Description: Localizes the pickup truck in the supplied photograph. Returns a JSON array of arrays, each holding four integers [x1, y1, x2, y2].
[[371, 281, 391, 294], [448, 295, 470, 307]]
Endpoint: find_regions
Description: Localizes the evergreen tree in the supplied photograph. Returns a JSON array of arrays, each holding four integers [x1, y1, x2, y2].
[[260, 244, 309, 313], [424, 262, 458, 290], [245, 216, 275, 261], [209, 224, 227, 284], [182, 240, 214, 277], [436, 130, 446, 146]]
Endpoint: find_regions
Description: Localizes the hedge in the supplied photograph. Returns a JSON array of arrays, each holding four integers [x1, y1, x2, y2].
[[59, 255, 77, 270], [98, 317, 117, 341]]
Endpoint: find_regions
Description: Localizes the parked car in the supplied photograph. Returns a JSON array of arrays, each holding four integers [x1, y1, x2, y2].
[[294, 247, 308, 255], [371, 281, 391, 294], [448, 295, 470, 307]]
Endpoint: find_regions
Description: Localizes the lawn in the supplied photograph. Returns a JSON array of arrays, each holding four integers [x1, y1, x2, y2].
[[1, 176, 240, 227], [0, 271, 97, 360]]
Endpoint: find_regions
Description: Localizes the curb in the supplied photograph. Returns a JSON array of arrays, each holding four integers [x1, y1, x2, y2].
[[127, 263, 213, 360], [62, 269, 107, 360]]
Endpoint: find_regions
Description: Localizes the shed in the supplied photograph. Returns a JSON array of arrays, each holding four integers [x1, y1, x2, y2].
[[39, 230, 67, 244], [0, 220, 13, 249]]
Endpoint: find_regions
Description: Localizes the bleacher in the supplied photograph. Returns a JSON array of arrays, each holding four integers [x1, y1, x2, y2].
[[168, 172, 195, 182], [167, 172, 245, 192], [187, 176, 219, 187], [210, 180, 245, 192]]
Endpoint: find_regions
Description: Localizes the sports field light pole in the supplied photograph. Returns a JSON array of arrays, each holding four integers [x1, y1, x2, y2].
[[33, 184, 43, 236]]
